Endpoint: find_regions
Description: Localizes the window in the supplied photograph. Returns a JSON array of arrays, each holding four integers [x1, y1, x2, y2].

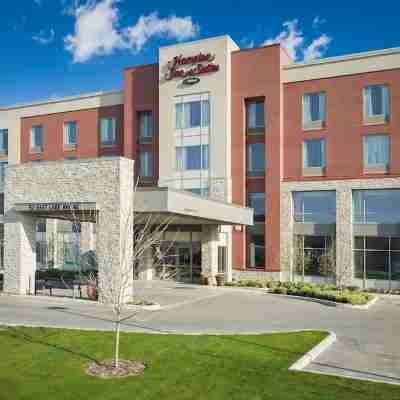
[[303, 92, 326, 128], [303, 139, 325, 168], [139, 151, 153, 177], [293, 191, 336, 224], [353, 190, 400, 224], [246, 100, 265, 132], [247, 143, 265, 175], [0, 193, 3, 215], [0, 162, 7, 188], [139, 111, 153, 143], [354, 236, 400, 281], [363, 134, 389, 169], [248, 224, 265, 268], [176, 145, 209, 171], [0, 129, 8, 154], [364, 85, 389, 122], [176, 100, 209, 129], [218, 246, 227, 274], [187, 187, 209, 197], [295, 235, 335, 277], [30, 125, 43, 151], [100, 117, 117, 145], [64, 121, 77, 148], [248, 192, 266, 222]]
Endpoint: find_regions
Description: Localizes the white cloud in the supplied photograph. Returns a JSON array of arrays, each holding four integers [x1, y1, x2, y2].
[[64, 0, 124, 63], [32, 29, 55, 45], [261, 19, 331, 61], [64, 0, 199, 63], [303, 34, 331, 61], [312, 16, 326, 28], [263, 19, 304, 60]]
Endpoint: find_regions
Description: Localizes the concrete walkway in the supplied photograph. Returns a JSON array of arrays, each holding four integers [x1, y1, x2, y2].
[[1, 281, 399, 385]]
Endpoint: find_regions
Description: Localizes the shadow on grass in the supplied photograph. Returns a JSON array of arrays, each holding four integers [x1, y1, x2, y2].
[[2, 326, 99, 363]]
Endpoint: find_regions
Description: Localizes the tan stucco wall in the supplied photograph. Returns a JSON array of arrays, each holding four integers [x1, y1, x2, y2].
[[283, 47, 400, 82], [158, 35, 239, 202]]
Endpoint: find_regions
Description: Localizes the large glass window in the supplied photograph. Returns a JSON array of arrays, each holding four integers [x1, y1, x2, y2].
[[246, 100, 265, 132], [364, 85, 390, 119], [248, 192, 266, 222], [296, 236, 335, 277], [363, 134, 389, 168], [30, 125, 43, 150], [248, 225, 265, 268], [293, 191, 336, 223], [139, 111, 153, 142], [0, 162, 7, 189], [64, 121, 77, 147], [0, 129, 8, 153], [353, 189, 400, 224], [354, 236, 400, 281], [176, 100, 210, 129], [100, 117, 116, 145], [139, 151, 153, 177], [303, 92, 326, 124], [176, 145, 209, 171], [303, 139, 325, 168], [247, 143, 265, 175]]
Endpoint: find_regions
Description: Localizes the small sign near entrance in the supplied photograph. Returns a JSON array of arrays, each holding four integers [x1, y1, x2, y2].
[[15, 202, 97, 213]]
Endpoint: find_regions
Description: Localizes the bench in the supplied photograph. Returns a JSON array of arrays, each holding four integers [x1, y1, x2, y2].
[[35, 277, 82, 298]]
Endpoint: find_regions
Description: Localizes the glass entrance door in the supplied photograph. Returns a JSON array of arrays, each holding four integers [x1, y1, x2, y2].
[[176, 243, 202, 283]]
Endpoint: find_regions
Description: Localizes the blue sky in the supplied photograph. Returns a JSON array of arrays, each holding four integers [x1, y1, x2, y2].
[[1, 0, 399, 107]]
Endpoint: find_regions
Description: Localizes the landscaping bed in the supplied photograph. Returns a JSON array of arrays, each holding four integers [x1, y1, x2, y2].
[[225, 281, 375, 305], [1, 326, 398, 400]]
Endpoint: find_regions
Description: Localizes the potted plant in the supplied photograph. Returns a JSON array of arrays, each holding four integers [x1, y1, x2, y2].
[[215, 273, 225, 287], [87, 272, 98, 301]]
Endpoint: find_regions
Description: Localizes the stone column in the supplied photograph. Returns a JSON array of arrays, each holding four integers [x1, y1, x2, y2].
[[336, 188, 353, 286], [280, 187, 294, 282], [96, 158, 134, 303], [201, 225, 219, 285], [80, 222, 95, 254], [46, 219, 57, 268], [137, 247, 154, 281], [4, 211, 36, 295]]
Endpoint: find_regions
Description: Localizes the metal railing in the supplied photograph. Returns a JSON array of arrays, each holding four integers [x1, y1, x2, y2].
[[159, 177, 229, 202]]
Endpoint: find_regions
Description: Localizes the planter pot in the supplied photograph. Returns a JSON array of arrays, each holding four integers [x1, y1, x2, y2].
[[200, 275, 209, 286], [87, 283, 98, 301], [215, 274, 225, 287]]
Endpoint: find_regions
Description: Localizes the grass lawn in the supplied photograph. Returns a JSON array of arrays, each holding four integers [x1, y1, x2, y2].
[[0, 327, 398, 400]]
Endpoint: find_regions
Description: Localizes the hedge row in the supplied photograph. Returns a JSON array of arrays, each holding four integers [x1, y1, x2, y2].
[[225, 280, 374, 305]]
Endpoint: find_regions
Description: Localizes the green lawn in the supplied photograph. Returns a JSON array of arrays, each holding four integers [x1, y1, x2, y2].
[[0, 327, 398, 400]]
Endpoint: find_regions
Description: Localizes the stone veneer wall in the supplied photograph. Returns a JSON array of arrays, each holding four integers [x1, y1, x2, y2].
[[4, 157, 133, 295], [281, 177, 400, 286]]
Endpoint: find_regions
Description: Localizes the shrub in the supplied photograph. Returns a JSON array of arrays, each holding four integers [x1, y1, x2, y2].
[[272, 286, 287, 295]]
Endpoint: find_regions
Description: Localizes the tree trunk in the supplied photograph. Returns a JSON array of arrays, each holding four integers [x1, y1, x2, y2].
[[114, 315, 121, 369]]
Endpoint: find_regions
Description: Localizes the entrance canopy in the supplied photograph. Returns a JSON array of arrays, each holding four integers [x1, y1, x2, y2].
[[134, 187, 253, 226]]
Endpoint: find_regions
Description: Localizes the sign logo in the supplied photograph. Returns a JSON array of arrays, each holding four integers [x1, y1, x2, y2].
[[165, 52, 219, 84]]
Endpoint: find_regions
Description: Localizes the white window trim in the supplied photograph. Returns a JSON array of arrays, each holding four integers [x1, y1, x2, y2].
[[63, 121, 78, 149], [302, 92, 326, 131], [363, 85, 390, 126]]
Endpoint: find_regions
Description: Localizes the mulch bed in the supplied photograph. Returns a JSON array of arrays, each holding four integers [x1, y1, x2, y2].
[[86, 359, 146, 379]]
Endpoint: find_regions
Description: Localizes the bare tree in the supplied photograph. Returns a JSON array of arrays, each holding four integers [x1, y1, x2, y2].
[[95, 184, 173, 369]]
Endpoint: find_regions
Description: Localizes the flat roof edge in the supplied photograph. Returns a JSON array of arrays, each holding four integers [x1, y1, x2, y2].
[[0, 89, 123, 111], [283, 47, 400, 70]]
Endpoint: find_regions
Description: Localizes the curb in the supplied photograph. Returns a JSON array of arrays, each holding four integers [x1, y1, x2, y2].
[[289, 331, 337, 371], [220, 286, 378, 309]]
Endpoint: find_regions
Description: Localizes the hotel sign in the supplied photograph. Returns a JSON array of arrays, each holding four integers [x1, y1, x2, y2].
[[165, 52, 219, 84]]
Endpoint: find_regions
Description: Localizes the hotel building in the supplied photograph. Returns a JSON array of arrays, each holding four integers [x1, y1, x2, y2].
[[1, 35, 400, 295]]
